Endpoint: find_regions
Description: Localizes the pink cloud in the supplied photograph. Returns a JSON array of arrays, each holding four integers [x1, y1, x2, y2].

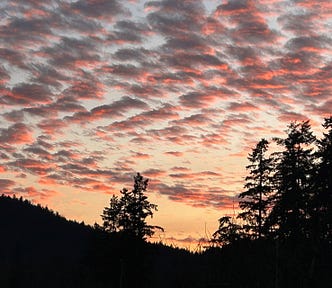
[[12, 186, 59, 204], [170, 167, 191, 172], [164, 151, 184, 157], [131, 152, 151, 159], [66, 96, 148, 124], [142, 169, 167, 178], [38, 119, 68, 135], [0, 179, 16, 194], [277, 111, 310, 123], [6, 84, 53, 106], [63, 81, 106, 100], [152, 182, 234, 209], [227, 101, 259, 112], [0, 123, 33, 145], [9, 159, 55, 176]]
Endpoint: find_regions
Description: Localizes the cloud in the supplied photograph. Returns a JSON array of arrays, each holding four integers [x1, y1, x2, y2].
[[0, 48, 26, 69], [7, 159, 55, 176], [0, 123, 33, 145], [37, 119, 68, 135], [170, 166, 191, 172], [278, 11, 319, 35], [0, 65, 10, 85], [70, 0, 126, 20], [62, 80, 105, 100], [147, 125, 195, 145], [164, 151, 184, 157], [179, 91, 220, 108], [169, 170, 220, 180], [152, 182, 234, 209], [0, 179, 16, 194], [1, 83, 53, 106], [227, 101, 259, 112], [66, 96, 148, 123], [277, 111, 309, 122], [107, 20, 152, 44], [113, 47, 156, 67], [131, 152, 151, 159], [0, 14, 53, 48], [142, 168, 167, 178], [146, 0, 206, 35], [104, 103, 179, 132], [285, 35, 331, 53], [24, 145, 53, 160]]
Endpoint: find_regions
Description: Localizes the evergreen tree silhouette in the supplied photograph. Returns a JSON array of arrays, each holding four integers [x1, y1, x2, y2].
[[212, 216, 244, 246], [101, 195, 120, 233], [267, 120, 316, 240], [101, 173, 163, 240], [313, 116, 332, 242], [238, 138, 273, 239]]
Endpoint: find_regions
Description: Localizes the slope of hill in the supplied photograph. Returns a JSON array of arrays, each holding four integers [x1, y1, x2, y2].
[[1, 194, 331, 288], [0, 195, 198, 288], [0, 195, 96, 287]]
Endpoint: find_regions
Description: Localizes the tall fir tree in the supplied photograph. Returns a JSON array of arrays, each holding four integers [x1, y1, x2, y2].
[[238, 138, 273, 239], [313, 116, 332, 242], [267, 120, 316, 240]]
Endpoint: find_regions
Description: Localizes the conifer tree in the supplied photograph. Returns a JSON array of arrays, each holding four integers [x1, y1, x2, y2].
[[102, 195, 121, 233], [267, 120, 316, 240], [212, 216, 243, 246], [238, 138, 273, 239], [313, 116, 332, 242], [101, 173, 163, 240]]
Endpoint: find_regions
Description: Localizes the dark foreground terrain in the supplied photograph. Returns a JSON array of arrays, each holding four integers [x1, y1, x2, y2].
[[0, 195, 331, 288]]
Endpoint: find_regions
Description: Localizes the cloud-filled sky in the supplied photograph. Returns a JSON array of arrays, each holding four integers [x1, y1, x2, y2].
[[1, 0, 331, 247]]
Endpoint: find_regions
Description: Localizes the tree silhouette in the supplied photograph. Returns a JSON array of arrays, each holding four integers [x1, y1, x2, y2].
[[101, 173, 163, 240], [101, 195, 120, 233], [267, 120, 316, 240], [313, 116, 332, 242], [210, 118, 332, 287], [212, 216, 244, 246], [238, 138, 273, 239]]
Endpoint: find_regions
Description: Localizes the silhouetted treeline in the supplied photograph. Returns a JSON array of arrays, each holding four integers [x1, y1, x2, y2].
[[211, 118, 332, 287], [0, 195, 202, 288], [213, 118, 331, 241], [0, 118, 331, 288]]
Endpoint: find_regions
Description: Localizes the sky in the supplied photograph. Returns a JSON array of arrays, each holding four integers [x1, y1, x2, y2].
[[0, 0, 331, 249]]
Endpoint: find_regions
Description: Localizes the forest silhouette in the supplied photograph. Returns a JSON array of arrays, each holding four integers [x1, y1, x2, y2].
[[0, 117, 331, 288]]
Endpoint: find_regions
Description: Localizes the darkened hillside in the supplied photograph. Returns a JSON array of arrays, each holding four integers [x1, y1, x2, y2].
[[0, 195, 96, 287], [1, 194, 331, 288], [0, 195, 200, 288]]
